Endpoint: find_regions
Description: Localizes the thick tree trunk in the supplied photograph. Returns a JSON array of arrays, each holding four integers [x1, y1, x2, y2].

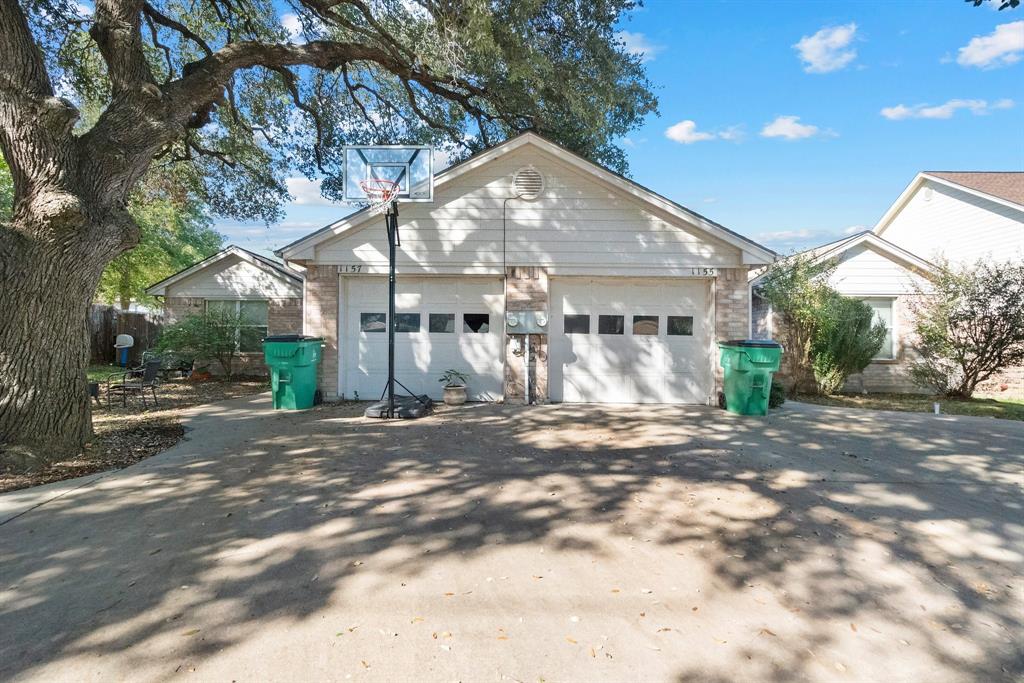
[[0, 219, 127, 470]]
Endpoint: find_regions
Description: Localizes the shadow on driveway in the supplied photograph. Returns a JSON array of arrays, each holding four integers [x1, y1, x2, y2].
[[1, 397, 1022, 681]]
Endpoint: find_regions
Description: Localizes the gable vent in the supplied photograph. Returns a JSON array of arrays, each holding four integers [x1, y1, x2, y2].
[[512, 167, 544, 200]]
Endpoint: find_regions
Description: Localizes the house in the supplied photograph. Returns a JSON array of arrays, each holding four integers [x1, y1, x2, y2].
[[751, 231, 935, 393], [146, 245, 304, 375], [277, 132, 775, 405], [753, 170, 1024, 396]]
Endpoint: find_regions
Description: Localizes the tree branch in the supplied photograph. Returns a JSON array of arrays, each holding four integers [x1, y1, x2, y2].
[[142, 2, 214, 57]]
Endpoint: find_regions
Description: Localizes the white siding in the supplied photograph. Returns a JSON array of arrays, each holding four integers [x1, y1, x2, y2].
[[166, 254, 302, 299], [826, 243, 931, 296], [315, 145, 742, 273], [878, 180, 1024, 265]]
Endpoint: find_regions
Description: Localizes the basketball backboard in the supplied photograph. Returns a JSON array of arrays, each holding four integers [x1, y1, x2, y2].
[[343, 145, 433, 203]]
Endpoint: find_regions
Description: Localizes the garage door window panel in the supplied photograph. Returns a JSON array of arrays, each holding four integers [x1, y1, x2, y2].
[[394, 313, 421, 333], [463, 313, 490, 333], [564, 314, 590, 334], [598, 315, 624, 335], [361, 313, 386, 333], [667, 316, 694, 336], [632, 315, 659, 336], [429, 313, 455, 333]]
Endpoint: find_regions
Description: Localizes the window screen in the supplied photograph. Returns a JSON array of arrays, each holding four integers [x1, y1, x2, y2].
[[429, 313, 455, 333], [598, 315, 624, 335], [667, 316, 693, 336], [865, 299, 895, 359], [361, 313, 386, 333], [564, 314, 590, 334], [394, 313, 420, 333], [206, 300, 267, 352], [463, 313, 490, 333], [632, 315, 659, 335]]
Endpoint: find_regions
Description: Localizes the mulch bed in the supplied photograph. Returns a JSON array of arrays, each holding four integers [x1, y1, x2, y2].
[[0, 378, 267, 494]]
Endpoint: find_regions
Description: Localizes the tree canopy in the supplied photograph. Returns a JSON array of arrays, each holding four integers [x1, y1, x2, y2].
[[21, 0, 657, 224]]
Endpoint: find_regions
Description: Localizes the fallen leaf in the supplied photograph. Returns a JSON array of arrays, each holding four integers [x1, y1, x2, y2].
[[850, 623, 857, 633], [361, 660, 370, 669], [566, 637, 578, 644], [758, 628, 777, 637], [657, 627, 672, 633], [181, 629, 200, 637], [610, 588, 620, 593], [444, 592, 455, 597], [589, 646, 597, 658], [835, 662, 846, 672], [410, 617, 425, 624]]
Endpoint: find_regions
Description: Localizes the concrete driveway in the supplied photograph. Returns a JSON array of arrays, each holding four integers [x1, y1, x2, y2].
[[1, 396, 1021, 682]]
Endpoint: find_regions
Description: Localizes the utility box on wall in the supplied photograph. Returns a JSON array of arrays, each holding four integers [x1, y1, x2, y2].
[[504, 310, 549, 335]]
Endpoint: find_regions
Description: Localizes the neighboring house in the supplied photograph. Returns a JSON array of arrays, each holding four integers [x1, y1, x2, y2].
[[277, 132, 775, 405], [146, 245, 304, 375], [753, 170, 1024, 396], [751, 231, 935, 393]]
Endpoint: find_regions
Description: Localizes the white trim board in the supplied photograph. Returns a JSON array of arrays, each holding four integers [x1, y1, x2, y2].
[[874, 172, 1024, 236]]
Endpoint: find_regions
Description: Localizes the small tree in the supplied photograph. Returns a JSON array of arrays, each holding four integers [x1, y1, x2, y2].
[[156, 310, 246, 378], [759, 254, 885, 394], [908, 260, 1024, 398], [811, 294, 886, 394]]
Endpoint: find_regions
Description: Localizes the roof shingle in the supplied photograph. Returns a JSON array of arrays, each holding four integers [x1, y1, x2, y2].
[[925, 171, 1024, 206]]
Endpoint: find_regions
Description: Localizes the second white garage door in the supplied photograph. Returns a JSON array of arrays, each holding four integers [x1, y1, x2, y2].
[[549, 278, 713, 404], [341, 276, 505, 401]]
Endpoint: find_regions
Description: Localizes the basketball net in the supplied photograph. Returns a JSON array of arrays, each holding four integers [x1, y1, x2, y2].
[[359, 178, 400, 214]]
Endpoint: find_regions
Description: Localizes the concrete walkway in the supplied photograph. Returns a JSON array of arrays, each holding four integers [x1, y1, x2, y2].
[[1, 396, 1021, 682]]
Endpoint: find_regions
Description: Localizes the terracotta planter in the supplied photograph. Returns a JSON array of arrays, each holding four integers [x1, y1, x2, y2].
[[443, 385, 467, 406]]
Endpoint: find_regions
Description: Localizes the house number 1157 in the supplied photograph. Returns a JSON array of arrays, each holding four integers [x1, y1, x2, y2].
[[339, 265, 364, 274]]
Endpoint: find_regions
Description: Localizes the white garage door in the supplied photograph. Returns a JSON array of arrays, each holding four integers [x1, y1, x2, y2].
[[341, 276, 504, 401], [549, 278, 713, 404]]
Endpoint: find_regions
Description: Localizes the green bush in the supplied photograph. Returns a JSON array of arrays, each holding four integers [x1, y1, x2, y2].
[[811, 294, 886, 394], [156, 309, 247, 377], [769, 379, 786, 409]]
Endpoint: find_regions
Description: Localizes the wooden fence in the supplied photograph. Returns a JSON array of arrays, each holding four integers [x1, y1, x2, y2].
[[89, 305, 163, 365]]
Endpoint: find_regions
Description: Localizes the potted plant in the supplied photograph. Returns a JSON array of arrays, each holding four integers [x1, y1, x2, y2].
[[438, 369, 469, 405]]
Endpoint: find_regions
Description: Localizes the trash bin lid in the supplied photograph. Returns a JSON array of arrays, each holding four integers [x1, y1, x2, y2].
[[263, 335, 323, 342], [720, 339, 782, 348]]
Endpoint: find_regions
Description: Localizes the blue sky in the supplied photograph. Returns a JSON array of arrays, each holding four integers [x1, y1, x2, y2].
[[217, 0, 1024, 257]]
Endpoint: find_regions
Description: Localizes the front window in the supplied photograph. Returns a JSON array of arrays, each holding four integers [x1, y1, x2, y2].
[[206, 300, 268, 352], [865, 299, 894, 360]]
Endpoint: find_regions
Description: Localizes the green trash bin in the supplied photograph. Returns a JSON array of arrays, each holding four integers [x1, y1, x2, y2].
[[718, 339, 783, 416], [263, 335, 324, 410]]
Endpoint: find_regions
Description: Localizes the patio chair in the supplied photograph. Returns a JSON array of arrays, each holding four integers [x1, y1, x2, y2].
[[106, 358, 162, 408]]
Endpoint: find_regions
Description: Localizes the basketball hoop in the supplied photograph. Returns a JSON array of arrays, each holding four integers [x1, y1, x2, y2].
[[360, 178, 400, 214]]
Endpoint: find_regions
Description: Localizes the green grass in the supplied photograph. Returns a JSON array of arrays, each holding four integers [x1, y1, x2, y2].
[[795, 392, 1024, 421], [87, 364, 126, 383]]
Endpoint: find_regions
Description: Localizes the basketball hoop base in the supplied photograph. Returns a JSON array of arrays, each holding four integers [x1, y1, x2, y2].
[[363, 394, 434, 419]]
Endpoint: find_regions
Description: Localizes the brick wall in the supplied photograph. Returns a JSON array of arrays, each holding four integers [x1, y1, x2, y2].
[[713, 268, 750, 392], [268, 297, 302, 335], [304, 265, 339, 398], [977, 365, 1024, 399], [504, 266, 549, 404], [165, 296, 204, 323]]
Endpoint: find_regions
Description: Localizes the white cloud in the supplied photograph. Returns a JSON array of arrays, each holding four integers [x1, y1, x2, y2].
[[665, 120, 715, 144], [281, 13, 303, 40], [880, 98, 1014, 120], [286, 178, 338, 205], [616, 31, 664, 63], [664, 121, 743, 145], [843, 225, 867, 235], [793, 23, 858, 73], [957, 21, 1024, 68], [755, 229, 815, 242], [760, 115, 824, 140]]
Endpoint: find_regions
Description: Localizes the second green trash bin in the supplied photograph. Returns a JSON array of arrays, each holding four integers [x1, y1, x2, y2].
[[263, 335, 324, 410], [718, 339, 783, 416]]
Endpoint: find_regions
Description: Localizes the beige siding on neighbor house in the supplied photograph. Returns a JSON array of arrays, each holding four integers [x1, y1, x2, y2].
[[826, 243, 931, 296], [313, 145, 743, 273], [878, 180, 1024, 265], [166, 254, 302, 299]]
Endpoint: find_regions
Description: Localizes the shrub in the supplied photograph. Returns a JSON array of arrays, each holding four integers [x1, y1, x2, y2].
[[811, 294, 886, 394], [156, 309, 247, 377], [908, 259, 1024, 398], [769, 379, 786, 409]]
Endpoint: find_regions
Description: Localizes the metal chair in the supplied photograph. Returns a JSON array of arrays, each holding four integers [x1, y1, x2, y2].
[[106, 358, 162, 408]]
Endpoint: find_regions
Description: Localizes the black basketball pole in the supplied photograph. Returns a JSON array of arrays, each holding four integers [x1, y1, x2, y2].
[[386, 203, 398, 417]]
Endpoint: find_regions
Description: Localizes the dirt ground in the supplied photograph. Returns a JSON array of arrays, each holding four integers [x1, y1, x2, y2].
[[1, 396, 1021, 682], [0, 378, 267, 493]]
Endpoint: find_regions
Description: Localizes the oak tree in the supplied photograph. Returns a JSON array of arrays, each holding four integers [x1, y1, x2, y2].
[[0, 0, 656, 466]]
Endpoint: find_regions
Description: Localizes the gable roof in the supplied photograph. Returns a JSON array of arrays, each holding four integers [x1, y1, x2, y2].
[[874, 171, 1024, 235], [749, 230, 935, 287], [276, 131, 776, 264], [145, 245, 303, 297], [925, 172, 1024, 206]]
